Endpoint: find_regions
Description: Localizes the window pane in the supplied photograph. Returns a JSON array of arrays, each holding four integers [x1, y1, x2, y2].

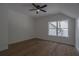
[[48, 21, 68, 37], [58, 20, 68, 28], [62, 29, 68, 37], [58, 29, 68, 37], [58, 28, 63, 36], [48, 22, 57, 28], [48, 29, 56, 36]]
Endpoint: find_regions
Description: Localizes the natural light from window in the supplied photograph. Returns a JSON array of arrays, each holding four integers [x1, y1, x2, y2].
[[48, 20, 68, 37]]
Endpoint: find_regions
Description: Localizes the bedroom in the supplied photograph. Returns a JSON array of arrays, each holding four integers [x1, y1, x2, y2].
[[0, 3, 79, 56]]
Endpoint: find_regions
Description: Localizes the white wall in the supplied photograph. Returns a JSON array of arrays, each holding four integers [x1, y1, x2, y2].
[[0, 4, 8, 51], [35, 13, 75, 45], [76, 17, 79, 52], [8, 10, 35, 44], [0, 4, 35, 51]]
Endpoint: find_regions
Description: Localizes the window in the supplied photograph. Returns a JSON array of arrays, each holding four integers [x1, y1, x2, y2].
[[48, 20, 68, 37], [48, 22, 57, 36]]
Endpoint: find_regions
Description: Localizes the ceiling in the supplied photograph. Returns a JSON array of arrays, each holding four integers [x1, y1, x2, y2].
[[5, 3, 79, 18]]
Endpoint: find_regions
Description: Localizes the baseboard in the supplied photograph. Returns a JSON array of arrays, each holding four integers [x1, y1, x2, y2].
[[9, 38, 37, 45], [8, 37, 35, 44], [35, 38, 75, 47], [8, 37, 75, 47]]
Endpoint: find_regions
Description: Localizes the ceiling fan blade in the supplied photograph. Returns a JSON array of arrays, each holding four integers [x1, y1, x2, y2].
[[29, 9, 37, 11], [40, 9, 47, 12], [32, 3, 38, 8], [40, 5, 47, 8]]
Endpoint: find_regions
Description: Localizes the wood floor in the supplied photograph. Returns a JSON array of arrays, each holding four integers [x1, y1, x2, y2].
[[0, 38, 76, 56]]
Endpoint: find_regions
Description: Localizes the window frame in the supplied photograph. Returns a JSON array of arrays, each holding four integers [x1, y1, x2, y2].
[[48, 20, 68, 37]]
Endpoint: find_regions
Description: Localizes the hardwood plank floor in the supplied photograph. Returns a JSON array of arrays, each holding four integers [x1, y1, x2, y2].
[[0, 38, 76, 56]]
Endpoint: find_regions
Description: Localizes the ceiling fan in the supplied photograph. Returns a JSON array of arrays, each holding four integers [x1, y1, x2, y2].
[[29, 3, 47, 14]]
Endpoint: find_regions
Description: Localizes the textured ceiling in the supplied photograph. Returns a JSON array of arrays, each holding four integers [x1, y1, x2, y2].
[[5, 3, 79, 18]]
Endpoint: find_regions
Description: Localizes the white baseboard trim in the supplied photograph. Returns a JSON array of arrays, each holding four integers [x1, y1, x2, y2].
[[8, 37, 35, 44], [36, 37, 74, 46]]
